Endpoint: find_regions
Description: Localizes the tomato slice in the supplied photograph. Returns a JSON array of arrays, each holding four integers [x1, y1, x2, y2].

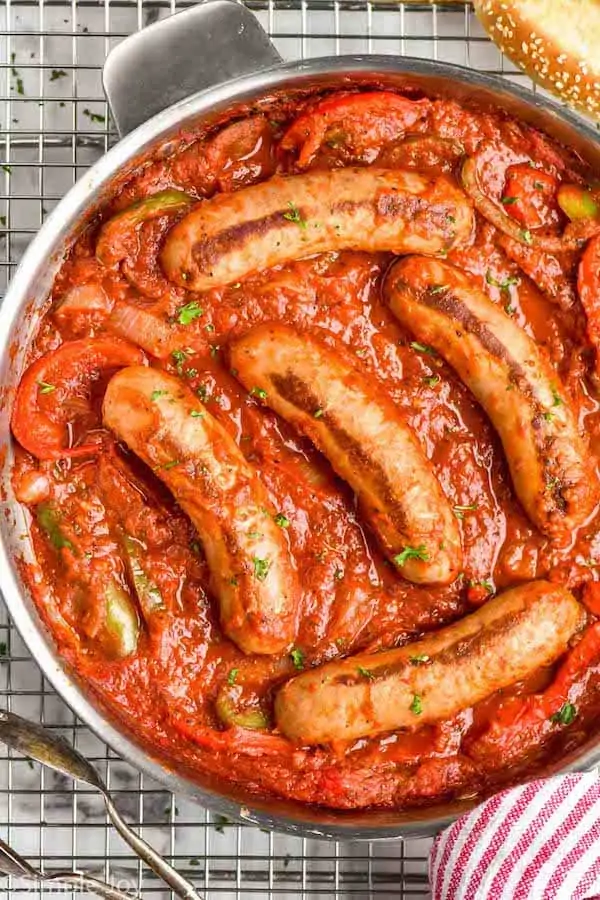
[[501, 164, 560, 230], [280, 91, 429, 168], [12, 338, 145, 460], [578, 234, 600, 374]]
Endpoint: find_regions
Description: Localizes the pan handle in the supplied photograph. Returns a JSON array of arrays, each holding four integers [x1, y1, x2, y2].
[[103, 0, 283, 137]]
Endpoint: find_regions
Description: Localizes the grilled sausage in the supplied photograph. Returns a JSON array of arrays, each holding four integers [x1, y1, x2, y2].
[[102, 366, 300, 655], [385, 256, 597, 538], [160, 168, 474, 291], [275, 580, 584, 745], [229, 324, 462, 585]]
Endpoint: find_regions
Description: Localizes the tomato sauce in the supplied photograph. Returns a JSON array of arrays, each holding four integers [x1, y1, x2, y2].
[[11, 88, 600, 811]]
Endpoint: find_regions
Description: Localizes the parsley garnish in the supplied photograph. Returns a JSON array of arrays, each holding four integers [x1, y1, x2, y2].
[[409, 694, 423, 715], [501, 196, 518, 205], [283, 201, 307, 229], [520, 229, 533, 245], [252, 556, 270, 581], [551, 387, 563, 407], [162, 460, 180, 470], [274, 513, 290, 528], [429, 284, 448, 295], [423, 375, 440, 388], [150, 389, 167, 401], [190, 410, 205, 418], [409, 341, 436, 356], [468, 578, 494, 593], [334, 567, 344, 581], [357, 665, 376, 681], [485, 270, 520, 291], [313, 408, 325, 418], [37, 380, 56, 394], [290, 648, 304, 670], [550, 702, 576, 726], [453, 503, 477, 520], [409, 654, 430, 665], [250, 386, 267, 401], [177, 301, 203, 325], [393, 545, 429, 567], [171, 347, 194, 374], [227, 668, 238, 686]]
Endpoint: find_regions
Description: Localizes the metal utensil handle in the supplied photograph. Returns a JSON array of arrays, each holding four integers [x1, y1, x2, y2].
[[103, 0, 282, 136], [104, 795, 203, 900]]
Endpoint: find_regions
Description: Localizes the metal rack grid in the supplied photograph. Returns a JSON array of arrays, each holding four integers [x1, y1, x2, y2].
[[0, 2, 537, 897]]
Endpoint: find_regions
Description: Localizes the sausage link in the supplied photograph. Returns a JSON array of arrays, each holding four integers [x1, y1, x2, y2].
[[229, 324, 462, 585], [160, 168, 474, 291], [102, 367, 300, 655], [385, 256, 597, 538], [275, 580, 584, 745]]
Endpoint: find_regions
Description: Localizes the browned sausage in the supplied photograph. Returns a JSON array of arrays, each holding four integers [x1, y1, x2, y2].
[[385, 256, 597, 538], [275, 580, 584, 745], [229, 323, 462, 585], [102, 366, 300, 655], [160, 168, 474, 291]]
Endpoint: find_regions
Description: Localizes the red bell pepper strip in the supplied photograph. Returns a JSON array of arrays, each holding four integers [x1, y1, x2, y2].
[[578, 234, 600, 375], [280, 91, 429, 168], [501, 164, 559, 230], [12, 337, 145, 460]]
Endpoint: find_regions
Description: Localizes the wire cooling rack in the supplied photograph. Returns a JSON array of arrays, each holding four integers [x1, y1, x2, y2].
[[0, 2, 538, 897]]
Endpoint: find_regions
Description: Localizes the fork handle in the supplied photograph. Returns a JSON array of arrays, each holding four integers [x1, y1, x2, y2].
[[103, 794, 203, 900]]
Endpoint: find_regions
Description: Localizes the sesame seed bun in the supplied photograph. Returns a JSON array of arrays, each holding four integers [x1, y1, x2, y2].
[[473, 0, 600, 116]]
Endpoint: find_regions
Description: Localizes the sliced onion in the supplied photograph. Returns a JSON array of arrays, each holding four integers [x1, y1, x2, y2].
[[108, 300, 176, 359], [461, 155, 567, 252]]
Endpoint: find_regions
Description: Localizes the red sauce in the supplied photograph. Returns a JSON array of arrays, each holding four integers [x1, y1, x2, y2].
[[11, 88, 600, 811]]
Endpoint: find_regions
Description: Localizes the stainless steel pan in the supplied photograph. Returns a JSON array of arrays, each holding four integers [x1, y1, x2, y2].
[[2, 0, 600, 841]]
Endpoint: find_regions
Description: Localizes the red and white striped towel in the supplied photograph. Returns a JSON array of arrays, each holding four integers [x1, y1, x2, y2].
[[429, 774, 600, 899]]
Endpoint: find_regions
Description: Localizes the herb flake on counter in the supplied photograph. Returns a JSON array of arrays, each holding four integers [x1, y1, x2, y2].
[[393, 544, 429, 567], [274, 513, 290, 528], [213, 814, 230, 834], [1, 165, 12, 174], [290, 648, 304, 670], [50, 69, 67, 81], [37, 380, 56, 394], [83, 108, 106, 124], [283, 201, 308, 229], [227, 668, 238, 686], [409, 694, 423, 715], [177, 300, 203, 325], [551, 702, 577, 726], [252, 556, 270, 582]]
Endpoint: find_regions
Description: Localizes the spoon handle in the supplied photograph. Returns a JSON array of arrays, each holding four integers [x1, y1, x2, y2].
[[46, 871, 143, 900], [104, 795, 203, 900]]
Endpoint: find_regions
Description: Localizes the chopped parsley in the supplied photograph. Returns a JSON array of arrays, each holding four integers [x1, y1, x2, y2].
[[409, 694, 423, 715], [209, 344, 220, 358], [150, 389, 168, 401], [429, 284, 448, 295], [468, 579, 494, 594], [197, 384, 210, 402], [520, 229, 533, 245], [83, 108, 106, 124], [485, 270, 520, 291], [357, 665, 376, 681], [504, 303, 516, 316], [1, 165, 11, 174], [534, 180, 546, 190], [190, 410, 205, 418], [250, 386, 268, 401], [227, 668, 238, 686], [423, 375, 440, 388], [333, 566, 344, 581], [171, 347, 194, 374], [37, 380, 56, 394], [313, 408, 325, 418], [409, 654, 430, 665], [550, 702, 577, 726], [50, 69, 67, 81], [290, 648, 304, 670], [543, 411, 555, 422], [501, 196, 518, 205], [274, 513, 290, 528], [177, 301, 203, 325], [393, 545, 429, 567], [409, 341, 436, 356], [252, 556, 271, 581], [453, 503, 478, 520], [162, 459, 180, 470], [283, 201, 307, 229], [551, 387, 563, 407]]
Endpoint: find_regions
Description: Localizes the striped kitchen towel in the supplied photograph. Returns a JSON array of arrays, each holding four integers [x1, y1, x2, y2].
[[429, 774, 600, 899]]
